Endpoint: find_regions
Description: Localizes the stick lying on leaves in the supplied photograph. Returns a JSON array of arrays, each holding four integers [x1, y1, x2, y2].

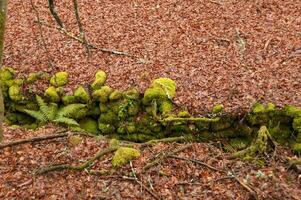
[[0, 131, 95, 149], [36, 146, 118, 174]]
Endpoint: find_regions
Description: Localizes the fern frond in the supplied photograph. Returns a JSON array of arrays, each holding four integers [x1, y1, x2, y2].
[[47, 103, 58, 120], [23, 109, 48, 123], [53, 117, 79, 126], [36, 95, 49, 117], [56, 104, 86, 118]]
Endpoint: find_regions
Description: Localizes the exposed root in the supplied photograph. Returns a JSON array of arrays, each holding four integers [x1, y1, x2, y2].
[[36, 146, 118, 174], [233, 126, 275, 163]]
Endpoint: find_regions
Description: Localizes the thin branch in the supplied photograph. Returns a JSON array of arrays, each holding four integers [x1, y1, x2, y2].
[[0, 130, 95, 149], [30, 0, 54, 68], [35, 20, 130, 56], [168, 155, 225, 173], [36, 146, 118, 174], [72, 0, 91, 57], [142, 143, 193, 172], [48, 0, 64, 28]]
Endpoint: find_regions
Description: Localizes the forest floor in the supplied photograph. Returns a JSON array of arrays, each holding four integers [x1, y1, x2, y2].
[[1, 0, 301, 199], [4, 0, 301, 114], [0, 125, 301, 200]]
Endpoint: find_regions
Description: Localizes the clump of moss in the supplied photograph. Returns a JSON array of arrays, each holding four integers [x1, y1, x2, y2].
[[62, 95, 76, 105], [68, 135, 83, 146], [44, 86, 60, 102], [79, 118, 99, 135], [109, 90, 122, 101], [0, 67, 15, 81], [26, 72, 44, 83], [212, 104, 224, 114], [229, 138, 250, 150], [211, 117, 233, 131], [111, 147, 140, 167], [269, 124, 292, 145], [284, 105, 301, 118], [143, 78, 176, 116], [98, 123, 115, 134], [293, 117, 301, 132], [143, 78, 176, 104], [293, 143, 301, 153], [246, 103, 276, 126], [91, 70, 107, 90], [50, 71, 68, 87], [92, 86, 113, 103], [74, 85, 90, 103], [8, 85, 23, 102], [98, 110, 118, 125], [124, 88, 140, 100]]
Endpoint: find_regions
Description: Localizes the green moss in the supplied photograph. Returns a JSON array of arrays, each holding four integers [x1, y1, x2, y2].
[[8, 85, 23, 102], [5, 112, 34, 125], [178, 111, 190, 118], [124, 88, 140, 100], [98, 110, 118, 125], [91, 70, 107, 90], [111, 147, 140, 167], [143, 78, 176, 105], [74, 85, 90, 103], [13, 79, 24, 86], [284, 105, 301, 118], [68, 135, 83, 145], [127, 101, 140, 116], [252, 103, 266, 113], [79, 118, 99, 135], [293, 117, 301, 132], [159, 100, 173, 114], [109, 139, 120, 148], [109, 90, 122, 101], [0, 67, 15, 81], [211, 118, 233, 131], [126, 122, 136, 134], [228, 138, 249, 150], [269, 124, 292, 144], [44, 86, 60, 102], [50, 72, 68, 87], [234, 126, 271, 163], [69, 107, 88, 119], [99, 103, 109, 113], [92, 86, 113, 103], [27, 72, 43, 83], [292, 143, 301, 153], [62, 95, 76, 105], [98, 123, 115, 134], [212, 104, 223, 114]]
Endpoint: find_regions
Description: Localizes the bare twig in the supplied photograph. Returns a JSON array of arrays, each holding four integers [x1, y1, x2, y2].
[[169, 155, 258, 199], [0, 130, 95, 149], [168, 155, 225, 173], [36, 146, 118, 174], [35, 20, 130, 56], [30, 0, 54, 68], [48, 0, 64, 28], [72, 0, 91, 57], [142, 144, 193, 172]]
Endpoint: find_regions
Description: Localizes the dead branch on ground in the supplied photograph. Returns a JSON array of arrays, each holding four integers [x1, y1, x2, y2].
[[0, 130, 96, 149], [36, 146, 118, 174], [48, 0, 64, 28]]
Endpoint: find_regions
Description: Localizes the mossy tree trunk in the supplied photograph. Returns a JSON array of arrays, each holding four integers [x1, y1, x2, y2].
[[0, 0, 8, 142]]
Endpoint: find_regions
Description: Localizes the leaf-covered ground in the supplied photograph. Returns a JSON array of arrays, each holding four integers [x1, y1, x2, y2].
[[2, 0, 301, 199], [4, 0, 301, 114], [0, 125, 300, 199]]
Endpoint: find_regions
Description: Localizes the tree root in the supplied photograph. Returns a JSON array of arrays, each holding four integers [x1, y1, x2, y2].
[[36, 146, 118, 174], [0, 130, 96, 149]]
